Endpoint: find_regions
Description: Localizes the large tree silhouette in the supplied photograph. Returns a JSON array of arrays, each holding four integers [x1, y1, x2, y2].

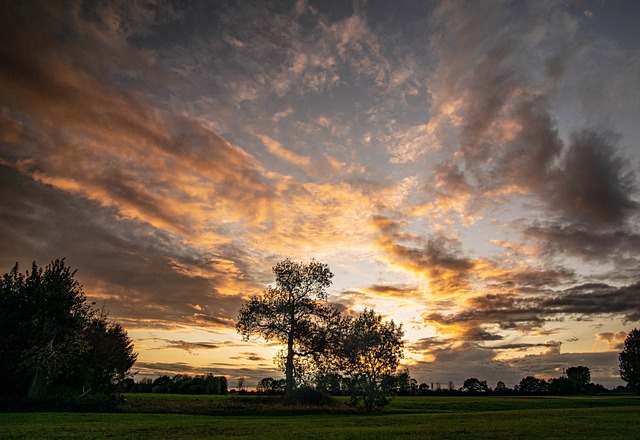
[[0, 259, 136, 400], [236, 259, 337, 396], [620, 328, 640, 392], [335, 309, 404, 410]]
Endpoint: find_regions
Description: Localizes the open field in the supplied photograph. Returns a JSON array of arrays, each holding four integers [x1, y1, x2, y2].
[[1, 395, 639, 439]]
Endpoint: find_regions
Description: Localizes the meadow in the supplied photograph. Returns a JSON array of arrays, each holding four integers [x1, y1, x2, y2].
[[1, 394, 639, 439]]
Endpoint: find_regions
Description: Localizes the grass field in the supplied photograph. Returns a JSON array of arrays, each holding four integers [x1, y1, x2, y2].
[[1, 394, 638, 439]]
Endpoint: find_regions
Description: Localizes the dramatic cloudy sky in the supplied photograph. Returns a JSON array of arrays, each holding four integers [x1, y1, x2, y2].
[[2, 0, 639, 388]]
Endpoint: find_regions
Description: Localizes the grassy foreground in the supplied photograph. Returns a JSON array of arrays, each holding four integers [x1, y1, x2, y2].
[[1, 395, 639, 439]]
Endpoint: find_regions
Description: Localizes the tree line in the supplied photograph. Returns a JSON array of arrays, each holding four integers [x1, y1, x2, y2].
[[123, 374, 228, 395]]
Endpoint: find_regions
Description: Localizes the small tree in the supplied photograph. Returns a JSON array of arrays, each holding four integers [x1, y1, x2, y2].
[[515, 376, 548, 395], [620, 328, 640, 392], [336, 309, 404, 411], [566, 366, 591, 394], [494, 381, 510, 395], [257, 377, 285, 394], [462, 377, 490, 393], [236, 259, 337, 397]]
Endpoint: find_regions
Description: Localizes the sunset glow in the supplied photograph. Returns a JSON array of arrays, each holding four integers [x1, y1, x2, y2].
[[2, 0, 639, 388]]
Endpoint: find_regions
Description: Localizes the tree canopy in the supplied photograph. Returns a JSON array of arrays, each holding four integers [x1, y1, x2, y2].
[[236, 259, 337, 396], [619, 328, 640, 392], [0, 260, 137, 401], [334, 309, 404, 410]]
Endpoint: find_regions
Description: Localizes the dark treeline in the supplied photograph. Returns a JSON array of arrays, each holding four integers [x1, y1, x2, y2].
[[124, 374, 228, 395], [255, 366, 621, 397]]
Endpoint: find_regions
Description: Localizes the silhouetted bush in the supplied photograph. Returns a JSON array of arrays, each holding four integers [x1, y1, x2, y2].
[[286, 386, 336, 406]]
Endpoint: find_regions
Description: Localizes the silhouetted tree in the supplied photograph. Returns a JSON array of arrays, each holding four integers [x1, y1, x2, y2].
[[0, 260, 136, 401], [494, 381, 510, 395], [515, 376, 548, 395], [335, 309, 404, 411], [566, 366, 591, 393], [236, 259, 337, 397], [314, 372, 346, 395], [418, 383, 430, 395], [257, 377, 286, 394], [620, 328, 640, 392], [548, 376, 574, 395], [388, 369, 418, 395], [462, 377, 490, 393]]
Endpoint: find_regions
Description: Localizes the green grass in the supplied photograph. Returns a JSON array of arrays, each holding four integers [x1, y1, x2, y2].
[[1, 395, 639, 439]]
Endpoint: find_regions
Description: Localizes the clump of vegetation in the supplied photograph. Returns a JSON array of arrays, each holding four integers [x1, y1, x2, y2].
[[127, 374, 228, 395], [620, 328, 640, 392], [285, 386, 336, 406], [0, 259, 137, 409]]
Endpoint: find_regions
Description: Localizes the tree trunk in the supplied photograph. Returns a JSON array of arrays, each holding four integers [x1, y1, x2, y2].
[[285, 330, 295, 398], [27, 369, 48, 400]]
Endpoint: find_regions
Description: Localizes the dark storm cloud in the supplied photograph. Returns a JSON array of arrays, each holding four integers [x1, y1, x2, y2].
[[230, 352, 266, 362], [485, 267, 576, 290], [408, 337, 451, 351], [545, 130, 638, 227], [461, 327, 505, 342], [426, 0, 639, 245], [487, 341, 561, 352], [427, 281, 640, 332], [522, 222, 640, 263], [156, 340, 220, 353]]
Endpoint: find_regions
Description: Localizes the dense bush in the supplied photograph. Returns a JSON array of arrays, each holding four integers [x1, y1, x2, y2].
[[127, 374, 228, 395], [0, 260, 136, 402]]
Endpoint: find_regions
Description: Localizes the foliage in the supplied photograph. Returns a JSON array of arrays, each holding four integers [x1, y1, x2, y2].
[[0, 260, 136, 401], [285, 386, 336, 406], [334, 309, 404, 411], [257, 377, 286, 394], [236, 259, 337, 396], [127, 374, 228, 395], [566, 366, 591, 391], [620, 328, 640, 392], [515, 376, 549, 395], [462, 377, 490, 393]]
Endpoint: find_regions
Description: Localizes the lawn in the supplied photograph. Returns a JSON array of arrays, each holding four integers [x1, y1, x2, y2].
[[1, 395, 638, 439]]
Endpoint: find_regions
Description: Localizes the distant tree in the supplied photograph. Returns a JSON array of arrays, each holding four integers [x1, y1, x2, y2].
[[335, 309, 404, 411], [236, 259, 337, 397], [566, 366, 591, 393], [0, 260, 136, 400], [257, 377, 285, 394], [619, 328, 640, 392], [314, 372, 346, 395], [462, 377, 490, 393], [494, 381, 511, 395], [515, 376, 548, 395], [418, 382, 430, 395], [388, 369, 418, 395], [548, 376, 574, 395]]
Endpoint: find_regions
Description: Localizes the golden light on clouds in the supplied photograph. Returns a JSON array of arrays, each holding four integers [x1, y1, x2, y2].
[[2, 0, 639, 388]]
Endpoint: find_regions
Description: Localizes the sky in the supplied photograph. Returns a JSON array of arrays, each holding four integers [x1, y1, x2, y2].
[[1, 0, 639, 389]]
